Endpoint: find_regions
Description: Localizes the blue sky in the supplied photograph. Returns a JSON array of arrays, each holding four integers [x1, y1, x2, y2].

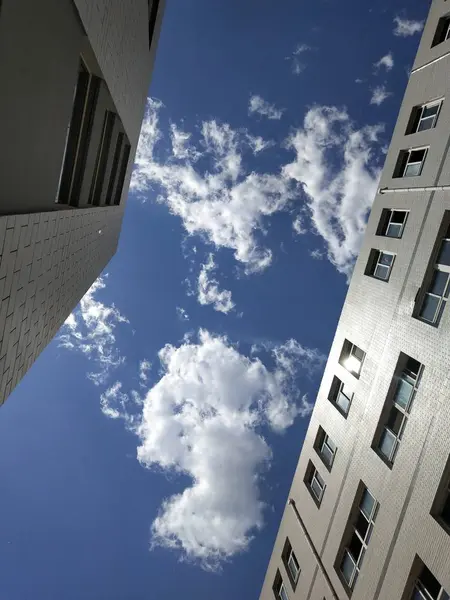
[[0, 1, 429, 598]]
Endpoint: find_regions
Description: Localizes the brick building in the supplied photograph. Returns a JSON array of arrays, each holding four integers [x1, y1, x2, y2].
[[259, 1, 450, 599], [0, 0, 163, 404]]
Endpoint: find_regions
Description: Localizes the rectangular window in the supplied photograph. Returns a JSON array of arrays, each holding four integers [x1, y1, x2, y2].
[[305, 461, 326, 506], [410, 563, 449, 600], [328, 376, 353, 416], [432, 14, 450, 47], [315, 426, 337, 470], [377, 209, 408, 239], [106, 132, 124, 205], [148, 0, 160, 49], [407, 100, 443, 134], [338, 486, 378, 591], [418, 222, 450, 326], [89, 110, 116, 205], [394, 148, 428, 178], [366, 250, 395, 281], [339, 340, 365, 379], [281, 539, 300, 588], [374, 354, 422, 466], [114, 142, 131, 205], [273, 571, 289, 600], [57, 59, 100, 205], [431, 455, 450, 533]]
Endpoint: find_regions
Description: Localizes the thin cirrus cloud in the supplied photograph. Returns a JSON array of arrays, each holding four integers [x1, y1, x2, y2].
[[370, 85, 392, 106], [197, 254, 235, 314], [393, 16, 424, 37], [374, 52, 394, 72], [248, 95, 284, 120], [287, 43, 312, 76], [59, 276, 129, 386]]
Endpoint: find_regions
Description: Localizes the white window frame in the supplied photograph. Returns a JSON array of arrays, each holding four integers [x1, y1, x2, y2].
[[401, 147, 428, 178], [278, 581, 289, 600], [413, 99, 443, 133], [378, 362, 422, 464], [320, 432, 337, 469], [412, 568, 450, 600], [286, 548, 300, 584], [419, 229, 450, 325], [371, 250, 395, 281], [334, 379, 353, 414], [382, 209, 408, 238], [340, 489, 378, 590], [307, 465, 326, 504]]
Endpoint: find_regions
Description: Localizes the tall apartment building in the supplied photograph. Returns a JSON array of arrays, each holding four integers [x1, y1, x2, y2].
[[260, 2, 450, 599], [0, 0, 163, 405]]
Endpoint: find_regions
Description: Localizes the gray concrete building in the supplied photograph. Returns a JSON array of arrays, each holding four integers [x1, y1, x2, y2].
[[260, 1, 450, 599], [0, 0, 163, 405]]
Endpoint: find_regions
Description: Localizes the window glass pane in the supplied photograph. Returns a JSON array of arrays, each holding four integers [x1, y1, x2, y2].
[[380, 253, 394, 266], [386, 222, 402, 238], [337, 391, 351, 413], [417, 117, 435, 132], [352, 346, 365, 361], [409, 149, 426, 163], [393, 377, 414, 410], [441, 491, 450, 527], [348, 532, 363, 562], [326, 436, 337, 453], [287, 553, 299, 581], [430, 270, 449, 297], [374, 264, 390, 280], [419, 566, 441, 599], [420, 294, 440, 323], [391, 211, 406, 224], [386, 405, 404, 434], [321, 443, 334, 467], [438, 239, 450, 267], [355, 512, 369, 539], [311, 476, 323, 500], [422, 104, 439, 119], [279, 583, 289, 600], [360, 489, 376, 519], [379, 428, 396, 460], [411, 590, 427, 600], [341, 552, 356, 585], [405, 162, 423, 177]]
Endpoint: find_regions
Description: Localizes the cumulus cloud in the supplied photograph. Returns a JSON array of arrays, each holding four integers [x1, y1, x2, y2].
[[370, 85, 392, 106], [283, 106, 383, 278], [248, 95, 284, 120], [131, 99, 294, 273], [393, 16, 424, 37], [59, 277, 129, 385], [374, 52, 394, 72], [197, 254, 235, 314], [134, 330, 324, 569]]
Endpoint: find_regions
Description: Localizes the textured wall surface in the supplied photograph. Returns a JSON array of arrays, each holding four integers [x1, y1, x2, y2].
[[260, 1, 450, 599]]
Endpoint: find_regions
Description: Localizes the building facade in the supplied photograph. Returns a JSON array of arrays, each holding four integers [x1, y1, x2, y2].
[[260, 1, 450, 599], [0, 0, 163, 405]]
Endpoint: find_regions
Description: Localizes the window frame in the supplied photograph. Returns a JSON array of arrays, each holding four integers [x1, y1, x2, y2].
[[339, 340, 365, 379], [411, 564, 450, 600], [394, 147, 428, 178], [411, 100, 443, 134], [377, 209, 409, 239], [432, 14, 450, 47], [366, 250, 396, 282], [286, 548, 300, 585], [305, 461, 326, 506], [315, 426, 337, 471], [328, 376, 354, 417]]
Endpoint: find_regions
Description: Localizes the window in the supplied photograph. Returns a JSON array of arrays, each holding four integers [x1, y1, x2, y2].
[[339, 340, 365, 378], [417, 223, 450, 325], [432, 14, 450, 47], [89, 111, 116, 205], [148, 0, 160, 49], [338, 486, 378, 591], [410, 564, 449, 600], [431, 455, 450, 533], [407, 100, 443, 134], [377, 209, 408, 239], [394, 148, 428, 178], [315, 426, 337, 470], [57, 59, 100, 205], [366, 250, 395, 281], [305, 461, 326, 505], [374, 354, 422, 466], [114, 142, 131, 205], [328, 376, 353, 416], [281, 539, 300, 588], [273, 571, 289, 600]]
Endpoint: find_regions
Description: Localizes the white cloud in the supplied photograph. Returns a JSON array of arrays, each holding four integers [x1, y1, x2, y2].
[[393, 16, 424, 37], [131, 100, 294, 273], [293, 214, 306, 235], [374, 52, 394, 72], [197, 254, 235, 314], [246, 133, 274, 154], [176, 307, 190, 321], [370, 85, 392, 106], [59, 277, 129, 385], [282, 106, 383, 278], [139, 359, 152, 385], [309, 248, 324, 260], [248, 95, 284, 120], [289, 43, 312, 76], [135, 330, 324, 569]]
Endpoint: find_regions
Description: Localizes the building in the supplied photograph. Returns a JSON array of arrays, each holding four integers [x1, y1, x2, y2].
[[0, 0, 164, 405], [259, 1, 450, 599]]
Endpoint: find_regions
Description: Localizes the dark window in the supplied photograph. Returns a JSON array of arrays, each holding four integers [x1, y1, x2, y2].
[[148, 0, 160, 49], [394, 148, 428, 178], [373, 354, 422, 466], [432, 14, 450, 47], [328, 376, 353, 416], [377, 209, 408, 239], [89, 111, 116, 205], [314, 426, 337, 470], [339, 340, 365, 379], [106, 132, 124, 205], [410, 563, 449, 599], [431, 455, 450, 534], [114, 143, 131, 205], [365, 250, 395, 281], [406, 100, 443, 134], [281, 539, 300, 589], [272, 570, 289, 600], [304, 460, 326, 506]]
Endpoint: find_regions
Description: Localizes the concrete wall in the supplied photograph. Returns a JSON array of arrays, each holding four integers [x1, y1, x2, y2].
[[259, 1, 450, 598]]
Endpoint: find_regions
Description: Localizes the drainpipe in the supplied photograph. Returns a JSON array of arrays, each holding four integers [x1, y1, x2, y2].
[[379, 185, 450, 194], [288, 498, 340, 600]]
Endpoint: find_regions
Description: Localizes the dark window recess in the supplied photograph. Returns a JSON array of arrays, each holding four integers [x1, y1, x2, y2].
[[377, 209, 408, 239], [89, 111, 115, 205], [114, 143, 131, 205], [314, 426, 337, 470], [148, 0, 160, 49], [106, 132, 124, 205], [328, 376, 353, 416], [431, 455, 450, 533], [410, 563, 449, 599], [432, 14, 450, 47]]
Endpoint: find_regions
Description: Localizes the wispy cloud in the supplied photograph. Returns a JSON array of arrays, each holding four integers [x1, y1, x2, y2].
[[139, 360, 152, 386], [374, 52, 394, 72], [393, 16, 424, 37], [287, 43, 312, 76], [197, 254, 235, 314], [370, 85, 392, 106], [59, 277, 129, 385], [283, 106, 383, 278], [176, 307, 190, 321], [248, 95, 284, 120]]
